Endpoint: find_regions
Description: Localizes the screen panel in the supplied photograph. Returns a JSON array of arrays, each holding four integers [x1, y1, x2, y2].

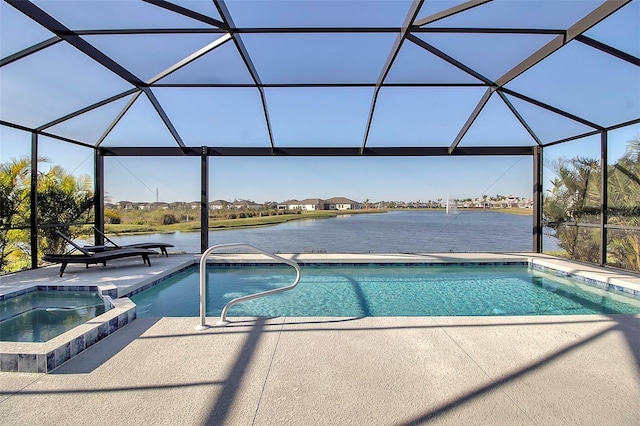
[[157, 41, 254, 84], [167, 0, 223, 22], [458, 94, 537, 147], [100, 94, 180, 148], [584, 0, 640, 58], [225, 0, 413, 28], [415, 33, 557, 82], [153, 87, 271, 147], [0, 42, 133, 129], [46, 93, 137, 146], [83, 34, 226, 83], [606, 123, 639, 272], [32, 0, 212, 30], [207, 155, 533, 254], [543, 134, 601, 259], [506, 41, 640, 129], [238, 33, 397, 84], [386, 39, 483, 84], [503, 93, 597, 145], [0, 1, 55, 59], [420, 0, 604, 29], [265, 87, 374, 147], [367, 87, 487, 147]]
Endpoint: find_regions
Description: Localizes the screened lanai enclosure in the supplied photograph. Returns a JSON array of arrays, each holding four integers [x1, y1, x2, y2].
[[1, 0, 639, 273]]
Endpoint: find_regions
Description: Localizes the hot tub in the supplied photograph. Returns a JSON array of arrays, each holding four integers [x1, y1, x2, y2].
[[0, 286, 135, 373]]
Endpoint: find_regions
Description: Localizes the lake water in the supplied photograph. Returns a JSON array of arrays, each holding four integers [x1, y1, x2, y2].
[[107, 210, 561, 253]]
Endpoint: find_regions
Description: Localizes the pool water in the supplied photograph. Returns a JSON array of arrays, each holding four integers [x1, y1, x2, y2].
[[131, 264, 640, 317], [0, 291, 108, 342]]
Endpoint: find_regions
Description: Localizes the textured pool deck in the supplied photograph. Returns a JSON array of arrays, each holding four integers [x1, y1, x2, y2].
[[1, 253, 640, 425]]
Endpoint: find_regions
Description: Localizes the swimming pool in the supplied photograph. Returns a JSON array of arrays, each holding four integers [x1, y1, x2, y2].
[[130, 264, 640, 317], [0, 290, 108, 342]]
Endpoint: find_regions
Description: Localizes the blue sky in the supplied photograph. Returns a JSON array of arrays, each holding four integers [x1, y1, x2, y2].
[[1, 0, 639, 203], [0, 125, 538, 203], [108, 155, 532, 203], [3, 122, 639, 203]]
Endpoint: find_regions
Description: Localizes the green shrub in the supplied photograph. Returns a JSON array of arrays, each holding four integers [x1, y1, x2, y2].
[[104, 208, 121, 224], [162, 214, 177, 225]]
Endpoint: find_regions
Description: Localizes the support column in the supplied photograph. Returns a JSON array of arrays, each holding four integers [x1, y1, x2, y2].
[[200, 146, 209, 253], [30, 133, 38, 269], [533, 146, 543, 253], [600, 131, 608, 266], [94, 148, 105, 245]]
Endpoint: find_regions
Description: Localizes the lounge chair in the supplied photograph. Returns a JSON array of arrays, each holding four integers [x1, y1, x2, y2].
[[84, 227, 174, 257], [43, 231, 158, 277]]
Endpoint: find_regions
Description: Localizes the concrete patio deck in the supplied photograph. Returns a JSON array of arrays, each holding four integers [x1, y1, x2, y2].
[[1, 314, 638, 425], [1, 253, 639, 425]]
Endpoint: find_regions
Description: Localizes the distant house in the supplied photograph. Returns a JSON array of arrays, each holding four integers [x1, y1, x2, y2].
[[276, 197, 361, 211], [325, 197, 361, 210], [133, 202, 151, 210], [262, 201, 278, 209], [472, 198, 491, 208], [232, 199, 262, 209], [503, 195, 521, 208], [209, 199, 229, 210], [149, 202, 169, 210], [115, 201, 133, 210], [167, 202, 184, 209], [277, 200, 299, 210], [519, 198, 534, 209], [294, 198, 330, 211]]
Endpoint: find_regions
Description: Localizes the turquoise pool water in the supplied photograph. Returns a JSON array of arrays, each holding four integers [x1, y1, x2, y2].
[[131, 264, 640, 317], [0, 291, 108, 342]]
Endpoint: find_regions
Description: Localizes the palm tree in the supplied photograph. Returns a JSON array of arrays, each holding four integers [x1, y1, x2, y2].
[[606, 134, 640, 270], [0, 156, 96, 273], [544, 156, 600, 261], [37, 165, 94, 255], [544, 135, 640, 270], [0, 156, 31, 271]]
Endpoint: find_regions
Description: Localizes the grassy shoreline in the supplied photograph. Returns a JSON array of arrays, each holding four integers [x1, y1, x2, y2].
[[102, 207, 532, 236], [103, 209, 387, 235]]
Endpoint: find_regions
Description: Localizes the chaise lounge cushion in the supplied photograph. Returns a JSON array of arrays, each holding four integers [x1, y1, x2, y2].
[[43, 247, 158, 277], [85, 227, 174, 257], [43, 230, 160, 276]]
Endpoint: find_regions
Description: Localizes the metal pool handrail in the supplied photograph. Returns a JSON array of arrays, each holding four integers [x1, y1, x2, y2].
[[196, 243, 301, 329]]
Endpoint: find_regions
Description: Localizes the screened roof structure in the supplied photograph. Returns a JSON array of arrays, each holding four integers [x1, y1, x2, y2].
[[2, 0, 638, 155], [1, 0, 640, 266]]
